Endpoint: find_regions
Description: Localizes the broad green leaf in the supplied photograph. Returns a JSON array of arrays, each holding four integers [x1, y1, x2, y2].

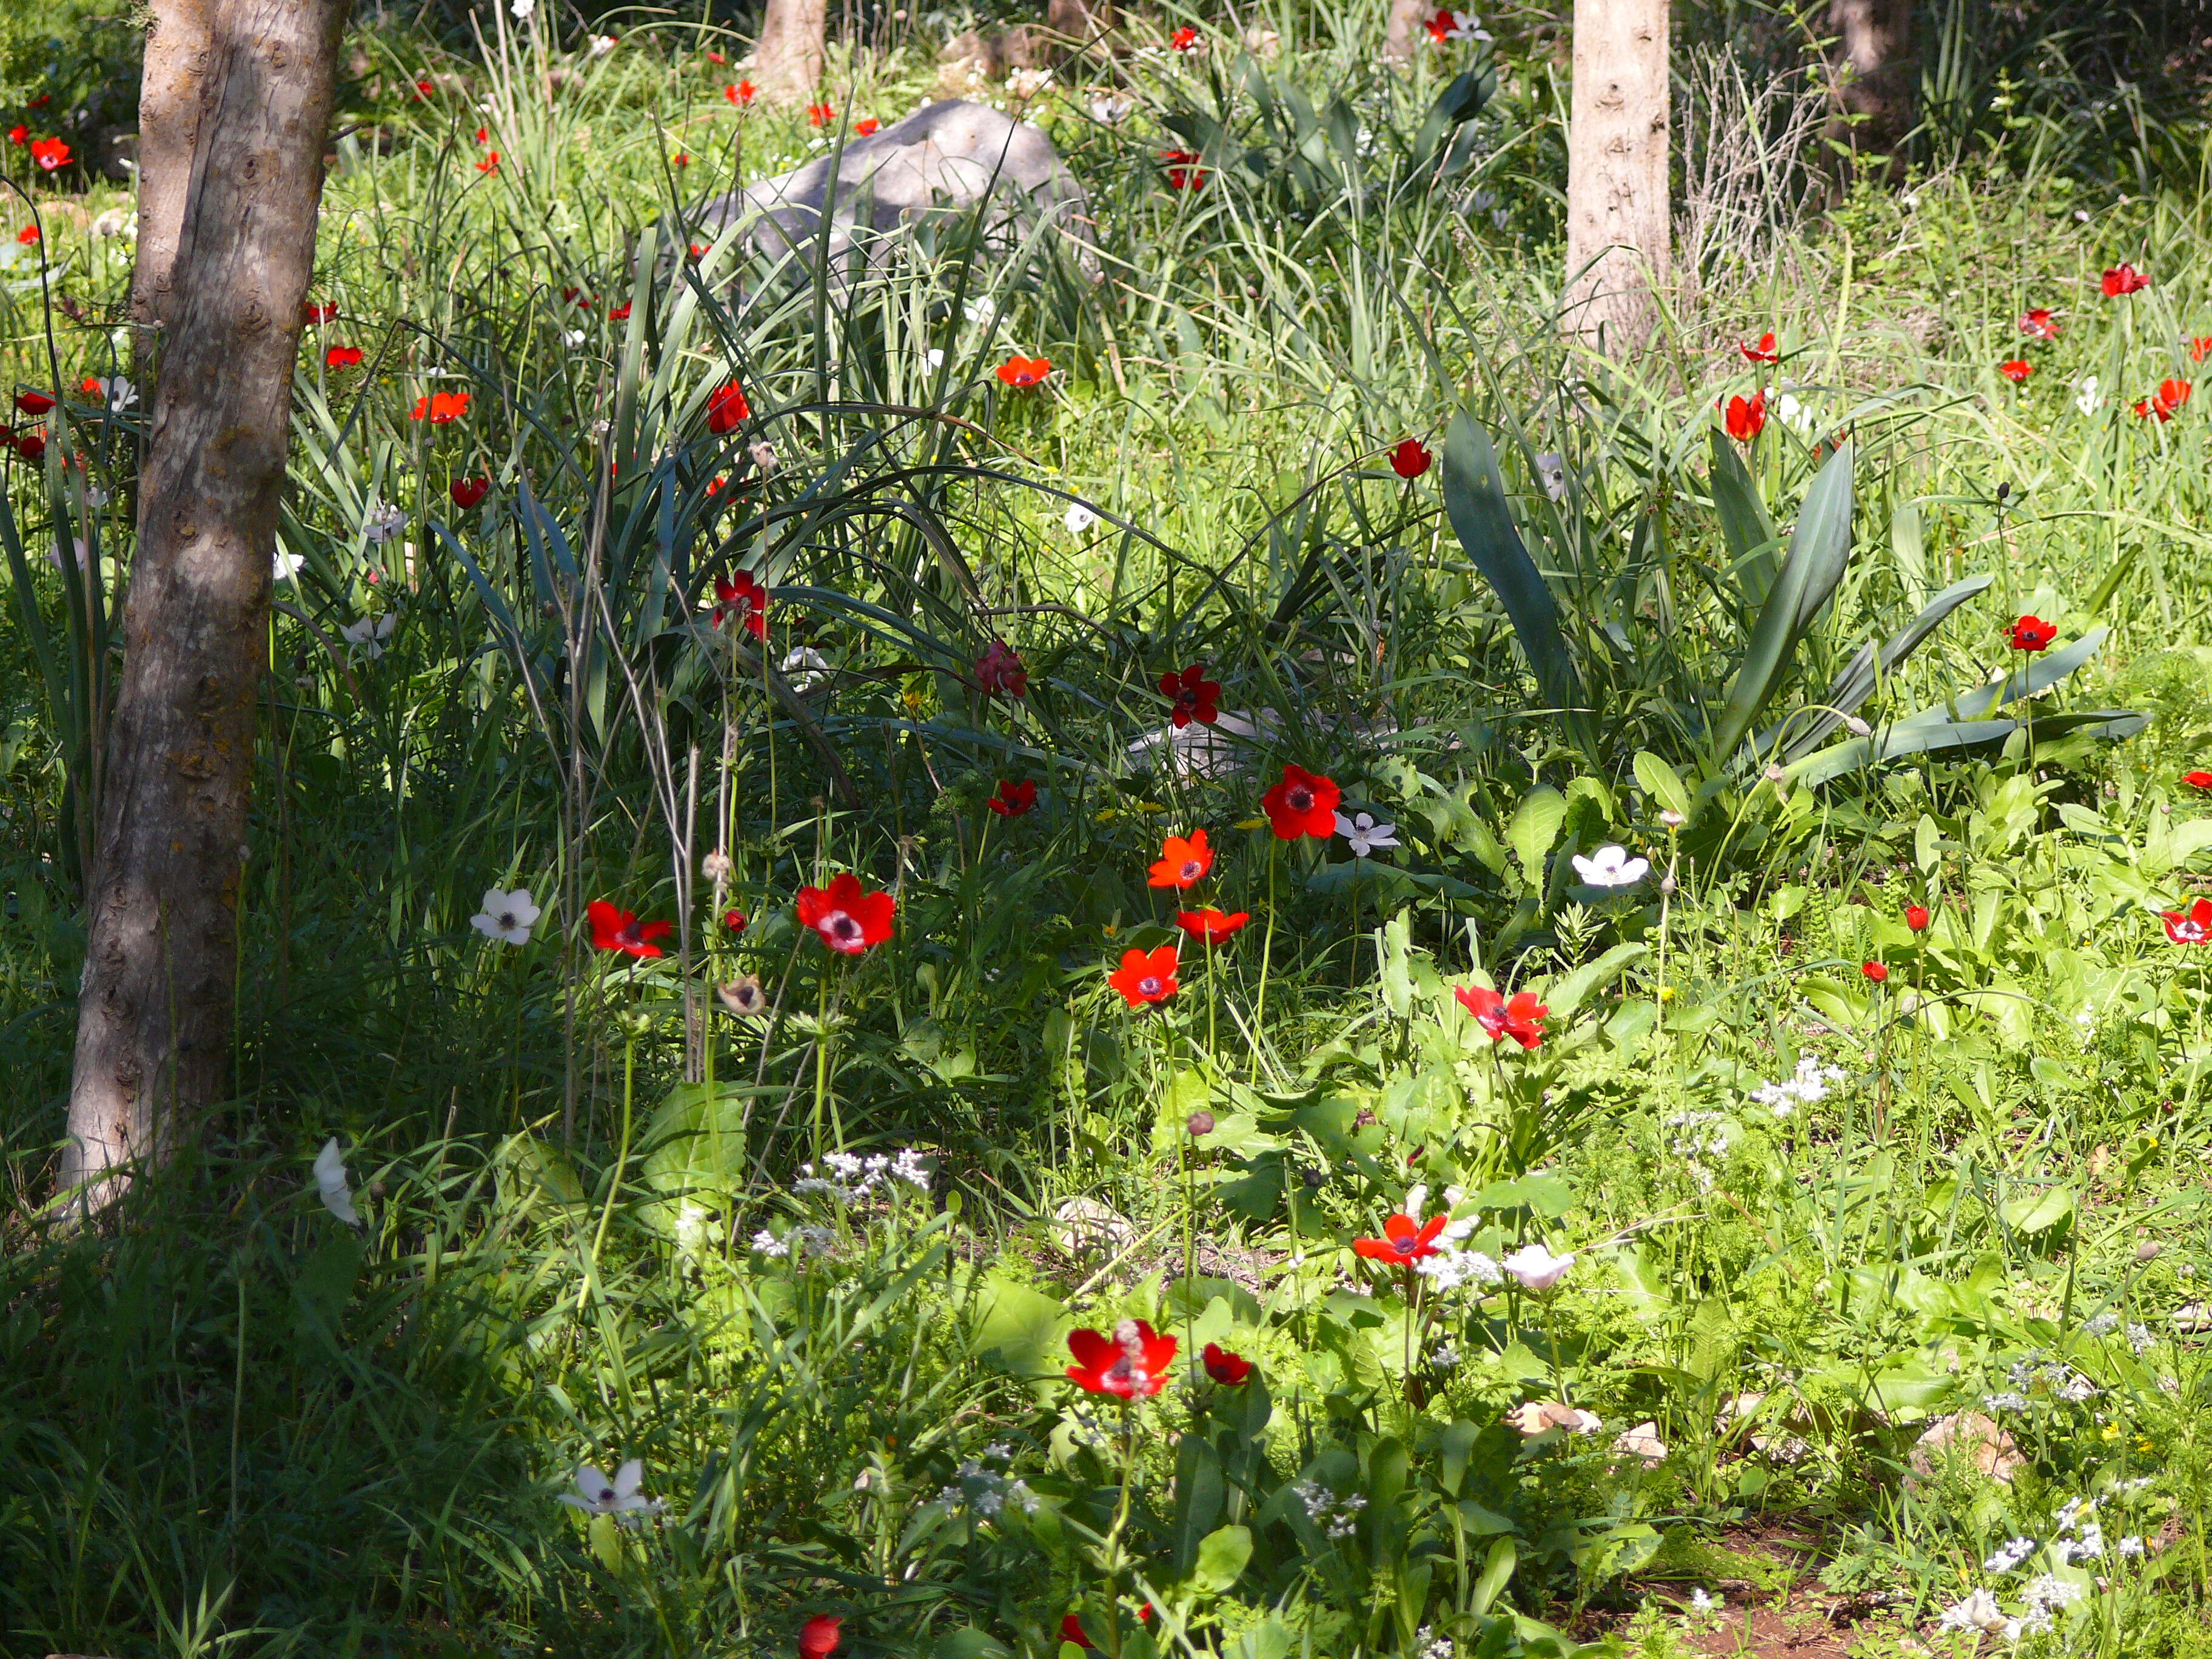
[[1631, 751, 1692, 821], [1472, 1536, 1518, 1614], [1543, 940, 1649, 1016], [1169, 1435, 1226, 1574], [1473, 1171, 1575, 1218], [2001, 1185, 2076, 1235], [1439, 1418, 1478, 1496], [1707, 429, 1780, 611], [1507, 787, 1567, 885], [1191, 1523, 1252, 1594], [1405, 66, 1496, 178], [970, 1272, 1070, 1382], [1791, 708, 2147, 787]]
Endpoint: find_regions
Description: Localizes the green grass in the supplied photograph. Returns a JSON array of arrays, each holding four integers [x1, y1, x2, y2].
[[8, 7, 2212, 1657]]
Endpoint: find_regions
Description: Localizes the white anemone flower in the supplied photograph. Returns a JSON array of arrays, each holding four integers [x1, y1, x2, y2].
[[1432, 10, 1491, 40], [1571, 844, 1649, 888], [89, 375, 137, 411], [2075, 375, 2103, 416], [313, 1137, 360, 1225], [1335, 812, 1399, 857], [340, 614, 398, 659], [363, 498, 407, 545], [559, 1458, 664, 1520], [1534, 452, 1567, 501], [273, 549, 306, 581], [589, 33, 617, 56], [471, 886, 541, 945], [1501, 1242, 1575, 1292], [511, 0, 534, 17], [1064, 501, 1099, 535], [1938, 1589, 2008, 1634]]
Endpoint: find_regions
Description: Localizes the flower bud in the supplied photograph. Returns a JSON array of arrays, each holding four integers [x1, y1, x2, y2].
[[1658, 809, 1685, 828], [1301, 1165, 1325, 1189], [1764, 763, 1786, 785], [702, 848, 734, 882], [2138, 1241, 2162, 1263], [1185, 1110, 1215, 1138]]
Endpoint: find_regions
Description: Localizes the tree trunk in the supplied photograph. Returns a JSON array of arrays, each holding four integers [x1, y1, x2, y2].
[[1826, 0, 1913, 166], [1382, 0, 1432, 68], [130, 0, 218, 349], [62, 0, 349, 1215], [1045, 0, 1116, 56], [1563, 0, 1670, 352], [754, 0, 826, 102]]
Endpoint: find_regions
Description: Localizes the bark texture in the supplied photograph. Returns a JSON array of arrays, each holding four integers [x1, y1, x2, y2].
[[130, 0, 218, 344], [1563, 0, 1671, 351], [1826, 0, 1914, 163], [1044, 0, 1116, 55], [1382, 0, 1433, 67], [754, 0, 826, 101], [64, 0, 349, 1213]]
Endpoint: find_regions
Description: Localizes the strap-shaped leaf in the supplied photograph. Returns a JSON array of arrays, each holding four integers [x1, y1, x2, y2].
[[1707, 428, 1780, 612], [1440, 411, 1589, 749], [1773, 572, 1995, 760], [1405, 65, 1495, 179], [1709, 440, 1855, 765], [1791, 708, 2147, 787], [1949, 626, 2107, 720]]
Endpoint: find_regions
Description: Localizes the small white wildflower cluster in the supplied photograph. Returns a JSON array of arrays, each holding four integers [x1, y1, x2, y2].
[[793, 1148, 931, 1202], [937, 1443, 1039, 1521], [1292, 1478, 1367, 1540], [1748, 1055, 1844, 1118], [2084, 1311, 2157, 1355], [1413, 1625, 1453, 1659], [1429, 1341, 1463, 1369], [1663, 1108, 1733, 1190], [1687, 1587, 1719, 1615], [751, 1224, 834, 1259], [1984, 1536, 2037, 1573], [1983, 1353, 2099, 1412], [1418, 1248, 1503, 1292]]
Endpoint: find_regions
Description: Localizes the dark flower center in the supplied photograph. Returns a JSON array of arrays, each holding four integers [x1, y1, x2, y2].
[[1180, 860, 1202, 882], [497, 910, 517, 928], [828, 913, 861, 940], [598, 1488, 615, 1503], [1138, 976, 1162, 996], [1285, 786, 1312, 812]]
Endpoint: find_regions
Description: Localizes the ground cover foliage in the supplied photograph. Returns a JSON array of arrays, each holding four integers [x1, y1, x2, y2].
[[9, 3, 2212, 1657]]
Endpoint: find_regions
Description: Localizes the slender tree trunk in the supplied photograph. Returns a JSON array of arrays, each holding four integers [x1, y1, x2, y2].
[[62, 0, 349, 1214], [130, 0, 218, 351], [754, 0, 826, 101], [1563, 0, 1670, 352], [1383, 0, 1432, 68], [1826, 0, 1914, 166], [1045, 0, 1116, 56]]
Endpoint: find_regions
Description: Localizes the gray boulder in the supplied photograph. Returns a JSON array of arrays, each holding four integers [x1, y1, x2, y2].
[[696, 99, 1093, 272]]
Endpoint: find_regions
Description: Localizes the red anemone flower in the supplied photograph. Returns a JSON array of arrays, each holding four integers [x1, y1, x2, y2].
[[14, 391, 55, 416], [475, 151, 500, 173], [1061, 1608, 1153, 1649], [1454, 984, 1548, 1049], [13, 432, 45, 461], [724, 908, 748, 931], [726, 81, 757, 104], [799, 1615, 842, 1658], [588, 899, 672, 958], [1352, 1212, 1447, 1262], [16, 224, 38, 244], [1999, 360, 2033, 383], [303, 301, 338, 325], [325, 345, 363, 369], [1202, 1342, 1253, 1384], [853, 118, 879, 136], [2103, 264, 2151, 297], [2007, 614, 2057, 652], [608, 302, 631, 320], [2193, 338, 2212, 363], [796, 871, 896, 955], [974, 639, 1028, 697], [412, 78, 435, 99], [1161, 662, 1221, 726], [1162, 150, 1207, 190], [713, 569, 769, 640], [1261, 764, 1340, 840], [410, 390, 471, 423], [2163, 898, 2212, 943], [1170, 25, 1199, 50], [1067, 1319, 1176, 1396], [30, 137, 70, 172], [807, 102, 836, 127], [1108, 945, 1179, 1007], [671, 153, 688, 169], [987, 779, 1037, 816], [995, 354, 1051, 387], [1739, 331, 1779, 363], [5, 125, 24, 146], [1148, 830, 1213, 888], [1862, 960, 1889, 983], [1177, 907, 1250, 943], [475, 126, 490, 144], [2184, 771, 2212, 789], [1722, 390, 1766, 443], [1905, 903, 1931, 931], [2019, 308, 2060, 341], [706, 379, 751, 435], [1389, 438, 1432, 478], [450, 475, 491, 509]]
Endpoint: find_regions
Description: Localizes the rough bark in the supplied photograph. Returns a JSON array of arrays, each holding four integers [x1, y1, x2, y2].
[[1826, 0, 1914, 164], [753, 0, 826, 102], [1382, 0, 1432, 68], [1044, 0, 1116, 56], [1563, 0, 1671, 352], [62, 0, 349, 1214], [130, 0, 218, 350]]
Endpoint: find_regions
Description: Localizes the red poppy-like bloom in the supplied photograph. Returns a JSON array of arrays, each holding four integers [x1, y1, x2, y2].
[[2103, 264, 2151, 297], [304, 301, 338, 325], [1262, 765, 1340, 840], [797, 871, 897, 955], [853, 118, 879, 136], [2163, 897, 2212, 943], [1352, 1212, 1447, 1262], [996, 354, 1051, 387], [325, 345, 363, 369], [975, 639, 1028, 697], [727, 80, 758, 104], [1108, 944, 1179, 1007], [5, 125, 24, 146], [1722, 390, 1766, 443], [807, 102, 835, 127], [1740, 331, 1778, 363], [1170, 25, 1199, 50], [609, 302, 631, 320], [1178, 907, 1250, 943], [1161, 662, 1221, 726], [412, 78, 435, 99], [2135, 378, 2192, 421], [1162, 150, 1207, 190], [705, 379, 751, 435], [588, 899, 672, 958], [411, 390, 471, 423], [707, 49, 727, 64], [13, 432, 45, 461], [2185, 771, 2212, 789], [1148, 830, 1213, 889], [799, 1615, 842, 1659], [14, 391, 55, 416], [1390, 438, 1432, 478], [1999, 360, 2033, 383], [30, 137, 69, 172], [1061, 1608, 1153, 1649], [2008, 614, 2057, 651], [714, 570, 769, 640], [2193, 339, 2212, 363], [725, 908, 748, 931], [475, 151, 500, 173], [1905, 904, 1931, 931], [1202, 1342, 1253, 1384], [987, 779, 1037, 816], [1862, 960, 1889, 983], [671, 153, 689, 169], [475, 126, 490, 144], [1066, 1318, 1176, 1396], [2019, 308, 2060, 341], [1455, 984, 1548, 1049], [16, 224, 38, 245], [450, 475, 491, 509]]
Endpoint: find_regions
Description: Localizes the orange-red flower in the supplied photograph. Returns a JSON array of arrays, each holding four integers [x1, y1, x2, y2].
[[1202, 1342, 1253, 1384], [304, 301, 338, 325], [1352, 1212, 1447, 1262], [2193, 338, 2212, 363], [475, 151, 500, 173], [588, 899, 672, 958], [2165, 897, 2212, 943], [714, 569, 769, 640], [2103, 263, 2151, 297], [1170, 25, 1199, 50], [1108, 944, 1179, 1007], [14, 391, 55, 416], [2019, 307, 2060, 340], [16, 224, 38, 245], [987, 779, 1036, 816], [797, 871, 896, 954], [726, 80, 757, 104], [1999, 360, 2033, 383], [1066, 1318, 1176, 1396], [1178, 907, 1248, 943], [799, 1615, 842, 1659], [1160, 662, 1220, 726], [1390, 438, 1432, 478], [1862, 960, 1888, 983], [1722, 390, 1765, 443], [410, 390, 471, 424], [706, 380, 750, 434], [1162, 150, 1207, 190], [30, 137, 69, 172], [5, 124, 24, 146], [975, 639, 1028, 697], [1739, 331, 1778, 363], [1261, 765, 1339, 840], [1455, 984, 1547, 1048], [807, 102, 835, 127], [853, 118, 879, 135], [1149, 830, 1213, 888], [1905, 903, 1931, 931], [326, 345, 363, 369], [2008, 614, 2056, 651], [996, 354, 1051, 387], [2185, 770, 2212, 790]]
